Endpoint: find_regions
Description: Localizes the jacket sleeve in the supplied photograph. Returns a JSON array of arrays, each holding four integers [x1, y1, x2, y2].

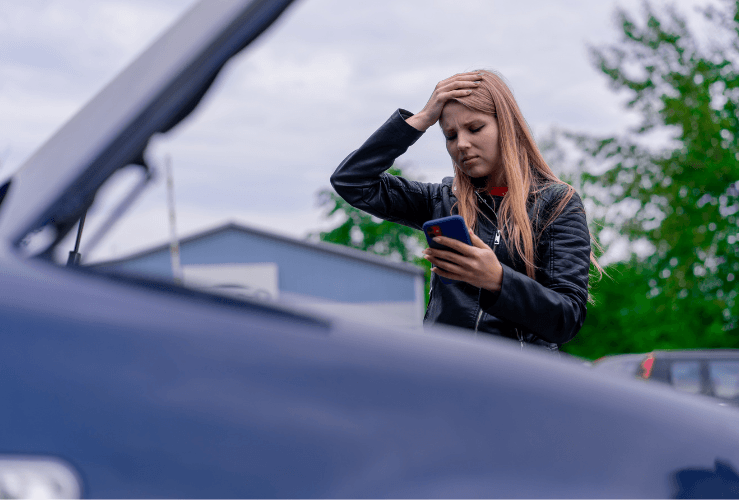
[[479, 190, 591, 345], [330, 109, 441, 230]]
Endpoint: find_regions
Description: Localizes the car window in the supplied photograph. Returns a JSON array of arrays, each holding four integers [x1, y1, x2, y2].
[[670, 361, 701, 394], [709, 361, 739, 399]]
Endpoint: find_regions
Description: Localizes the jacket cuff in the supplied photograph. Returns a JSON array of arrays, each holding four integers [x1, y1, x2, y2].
[[387, 108, 425, 144], [481, 262, 533, 323], [479, 263, 508, 310]]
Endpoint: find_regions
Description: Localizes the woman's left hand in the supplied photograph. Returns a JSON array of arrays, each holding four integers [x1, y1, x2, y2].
[[423, 232, 503, 292]]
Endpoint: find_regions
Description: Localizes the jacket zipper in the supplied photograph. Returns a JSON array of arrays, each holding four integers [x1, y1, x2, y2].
[[473, 309, 483, 336], [516, 328, 524, 350], [476, 192, 527, 349], [473, 190, 499, 337], [474, 228, 501, 336]]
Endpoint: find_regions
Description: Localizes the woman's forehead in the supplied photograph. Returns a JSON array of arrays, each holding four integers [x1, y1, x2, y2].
[[440, 101, 489, 127]]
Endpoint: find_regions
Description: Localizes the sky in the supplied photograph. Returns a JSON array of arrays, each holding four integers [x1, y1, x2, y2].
[[0, 0, 716, 264]]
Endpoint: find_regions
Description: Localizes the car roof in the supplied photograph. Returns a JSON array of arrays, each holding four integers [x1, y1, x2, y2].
[[649, 349, 739, 359], [592, 353, 646, 365]]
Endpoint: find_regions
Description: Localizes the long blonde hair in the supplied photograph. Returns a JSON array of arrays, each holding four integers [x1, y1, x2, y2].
[[449, 70, 603, 283]]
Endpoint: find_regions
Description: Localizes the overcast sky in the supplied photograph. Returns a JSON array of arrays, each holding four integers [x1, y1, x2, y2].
[[0, 0, 715, 263]]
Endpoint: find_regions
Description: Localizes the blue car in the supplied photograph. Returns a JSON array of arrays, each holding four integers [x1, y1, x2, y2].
[[2, 1, 739, 498]]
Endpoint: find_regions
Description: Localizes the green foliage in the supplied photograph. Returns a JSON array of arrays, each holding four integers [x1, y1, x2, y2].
[[312, 167, 432, 303], [561, 0, 739, 358], [564, 260, 739, 359]]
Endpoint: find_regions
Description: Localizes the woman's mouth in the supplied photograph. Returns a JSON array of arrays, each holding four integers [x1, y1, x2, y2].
[[461, 156, 478, 165]]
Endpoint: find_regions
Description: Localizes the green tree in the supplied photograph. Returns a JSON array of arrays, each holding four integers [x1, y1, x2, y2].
[[559, 0, 739, 357], [311, 166, 433, 303]]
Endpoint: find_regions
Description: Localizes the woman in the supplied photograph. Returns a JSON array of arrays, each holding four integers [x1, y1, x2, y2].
[[330, 70, 600, 351]]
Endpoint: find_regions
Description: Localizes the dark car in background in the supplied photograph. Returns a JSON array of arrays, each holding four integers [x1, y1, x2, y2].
[[3, 1, 739, 498], [593, 350, 739, 407]]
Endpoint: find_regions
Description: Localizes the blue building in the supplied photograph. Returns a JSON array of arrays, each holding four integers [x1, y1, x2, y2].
[[89, 223, 426, 329]]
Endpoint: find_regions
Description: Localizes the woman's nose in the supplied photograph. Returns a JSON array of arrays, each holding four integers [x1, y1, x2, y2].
[[457, 133, 471, 150]]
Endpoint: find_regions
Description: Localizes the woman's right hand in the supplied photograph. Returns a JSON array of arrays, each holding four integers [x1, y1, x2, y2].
[[405, 72, 482, 131]]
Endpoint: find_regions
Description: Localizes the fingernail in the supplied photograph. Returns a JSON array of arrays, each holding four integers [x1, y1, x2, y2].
[[433, 237, 440, 241]]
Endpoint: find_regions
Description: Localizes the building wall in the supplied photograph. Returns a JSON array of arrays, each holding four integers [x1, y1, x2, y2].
[[93, 227, 426, 329]]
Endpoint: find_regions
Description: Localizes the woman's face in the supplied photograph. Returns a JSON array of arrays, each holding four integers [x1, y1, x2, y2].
[[439, 101, 503, 182]]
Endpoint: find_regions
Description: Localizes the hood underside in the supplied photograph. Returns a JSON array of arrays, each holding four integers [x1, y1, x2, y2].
[[0, 0, 295, 257]]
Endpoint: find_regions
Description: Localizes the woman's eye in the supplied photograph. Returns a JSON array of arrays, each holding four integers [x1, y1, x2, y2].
[[471, 125, 484, 133], [445, 134, 457, 141]]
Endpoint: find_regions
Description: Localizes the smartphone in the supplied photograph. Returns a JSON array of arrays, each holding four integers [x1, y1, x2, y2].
[[422, 215, 472, 284]]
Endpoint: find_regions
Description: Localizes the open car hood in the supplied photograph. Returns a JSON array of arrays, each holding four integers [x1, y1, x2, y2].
[[0, 0, 295, 256]]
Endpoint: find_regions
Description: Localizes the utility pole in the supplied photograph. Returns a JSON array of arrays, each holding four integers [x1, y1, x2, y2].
[[165, 154, 183, 284]]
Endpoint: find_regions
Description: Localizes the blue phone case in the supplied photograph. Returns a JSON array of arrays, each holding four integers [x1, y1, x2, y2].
[[422, 215, 472, 284]]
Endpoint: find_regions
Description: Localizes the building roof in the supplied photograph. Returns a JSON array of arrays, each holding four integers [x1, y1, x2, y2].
[[88, 222, 425, 276]]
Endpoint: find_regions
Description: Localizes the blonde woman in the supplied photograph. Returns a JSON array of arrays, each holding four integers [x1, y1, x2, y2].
[[331, 70, 599, 351]]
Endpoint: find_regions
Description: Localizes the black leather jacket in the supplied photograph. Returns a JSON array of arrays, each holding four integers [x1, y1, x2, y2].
[[331, 109, 591, 349]]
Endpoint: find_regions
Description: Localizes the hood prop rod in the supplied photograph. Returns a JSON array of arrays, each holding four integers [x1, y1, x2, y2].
[[66, 210, 87, 267]]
